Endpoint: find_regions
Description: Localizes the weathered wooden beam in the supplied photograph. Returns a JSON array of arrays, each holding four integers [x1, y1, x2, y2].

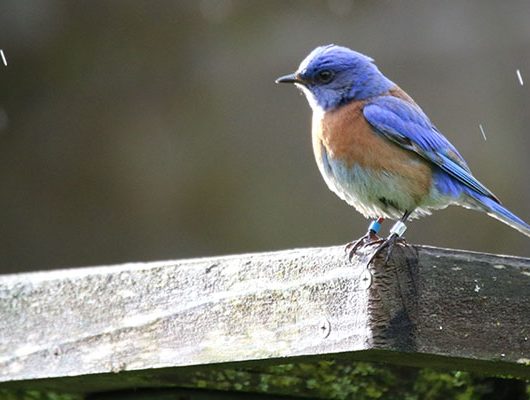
[[0, 245, 529, 395]]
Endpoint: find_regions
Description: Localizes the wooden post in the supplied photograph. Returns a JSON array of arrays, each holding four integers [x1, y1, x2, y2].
[[0, 245, 529, 397]]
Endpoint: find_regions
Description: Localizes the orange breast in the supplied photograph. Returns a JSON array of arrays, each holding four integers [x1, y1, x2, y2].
[[312, 101, 433, 203]]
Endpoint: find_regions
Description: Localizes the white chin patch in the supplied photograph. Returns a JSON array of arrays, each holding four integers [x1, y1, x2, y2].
[[296, 84, 323, 113]]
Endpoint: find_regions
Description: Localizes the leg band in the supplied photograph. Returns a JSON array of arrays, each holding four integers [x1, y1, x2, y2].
[[389, 220, 407, 237], [368, 220, 382, 234]]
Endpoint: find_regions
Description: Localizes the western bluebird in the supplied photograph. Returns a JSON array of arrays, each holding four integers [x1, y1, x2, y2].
[[276, 44, 530, 261]]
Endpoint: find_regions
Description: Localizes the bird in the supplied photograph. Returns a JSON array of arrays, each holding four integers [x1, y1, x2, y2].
[[276, 44, 530, 262]]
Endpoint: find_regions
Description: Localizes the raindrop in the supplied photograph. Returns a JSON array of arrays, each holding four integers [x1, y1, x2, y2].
[[479, 124, 487, 141], [516, 69, 524, 86]]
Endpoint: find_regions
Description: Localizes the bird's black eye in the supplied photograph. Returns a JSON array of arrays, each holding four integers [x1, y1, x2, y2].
[[316, 69, 334, 84]]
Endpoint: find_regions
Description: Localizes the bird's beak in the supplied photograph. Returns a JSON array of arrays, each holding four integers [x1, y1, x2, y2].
[[275, 73, 304, 85]]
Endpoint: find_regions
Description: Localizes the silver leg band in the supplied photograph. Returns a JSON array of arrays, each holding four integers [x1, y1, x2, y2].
[[389, 220, 407, 237]]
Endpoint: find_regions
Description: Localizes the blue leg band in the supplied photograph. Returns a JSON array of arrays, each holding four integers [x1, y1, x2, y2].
[[368, 220, 381, 234]]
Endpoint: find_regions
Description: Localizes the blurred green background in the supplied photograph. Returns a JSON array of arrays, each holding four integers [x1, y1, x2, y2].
[[0, 0, 529, 273]]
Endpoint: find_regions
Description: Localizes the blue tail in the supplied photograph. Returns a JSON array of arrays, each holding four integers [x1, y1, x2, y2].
[[467, 192, 530, 238]]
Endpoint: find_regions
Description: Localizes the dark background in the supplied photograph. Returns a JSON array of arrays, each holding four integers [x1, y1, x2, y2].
[[1, 1, 529, 274]]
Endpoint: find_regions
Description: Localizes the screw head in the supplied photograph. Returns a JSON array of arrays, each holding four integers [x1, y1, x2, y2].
[[319, 318, 331, 338], [360, 269, 372, 290]]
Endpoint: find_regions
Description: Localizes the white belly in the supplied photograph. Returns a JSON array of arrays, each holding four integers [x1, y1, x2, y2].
[[316, 143, 453, 220]]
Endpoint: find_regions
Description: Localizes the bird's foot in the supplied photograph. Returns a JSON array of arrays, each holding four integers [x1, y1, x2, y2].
[[345, 231, 382, 261], [366, 234, 408, 266]]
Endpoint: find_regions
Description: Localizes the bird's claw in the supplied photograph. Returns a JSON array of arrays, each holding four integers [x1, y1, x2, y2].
[[366, 234, 408, 266], [345, 231, 382, 261]]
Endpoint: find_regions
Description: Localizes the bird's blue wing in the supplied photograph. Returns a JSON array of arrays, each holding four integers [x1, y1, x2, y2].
[[363, 95, 500, 202]]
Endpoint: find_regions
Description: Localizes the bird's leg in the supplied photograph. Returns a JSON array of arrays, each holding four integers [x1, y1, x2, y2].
[[366, 211, 412, 266], [346, 217, 385, 260]]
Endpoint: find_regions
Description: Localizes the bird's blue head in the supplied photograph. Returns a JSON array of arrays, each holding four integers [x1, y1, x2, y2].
[[276, 45, 394, 112]]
